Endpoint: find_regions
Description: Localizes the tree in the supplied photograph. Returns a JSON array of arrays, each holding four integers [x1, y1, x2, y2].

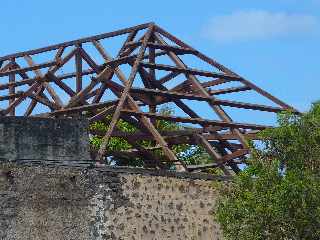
[[216, 102, 320, 240]]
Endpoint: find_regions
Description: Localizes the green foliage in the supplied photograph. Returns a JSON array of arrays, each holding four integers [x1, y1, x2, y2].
[[89, 106, 216, 168], [260, 102, 320, 172], [90, 116, 136, 152], [216, 102, 320, 240]]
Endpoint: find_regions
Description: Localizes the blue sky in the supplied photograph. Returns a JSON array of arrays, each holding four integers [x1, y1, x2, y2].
[[1, 0, 319, 116]]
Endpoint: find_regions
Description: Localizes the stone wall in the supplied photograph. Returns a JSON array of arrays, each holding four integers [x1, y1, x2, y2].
[[0, 116, 226, 239], [0, 117, 91, 162], [0, 164, 226, 240]]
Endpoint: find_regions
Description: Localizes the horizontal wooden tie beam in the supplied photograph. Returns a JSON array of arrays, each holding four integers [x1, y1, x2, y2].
[[208, 86, 252, 95], [140, 62, 242, 80], [121, 109, 269, 130], [0, 61, 57, 77], [48, 100, 118, 116], [130, 87, 286, 113], [90, 129, 259, 141], [0, 91, 23, 101]]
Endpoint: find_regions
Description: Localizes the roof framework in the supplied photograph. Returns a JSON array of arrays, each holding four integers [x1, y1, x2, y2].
[[0, 22, 299, 174]]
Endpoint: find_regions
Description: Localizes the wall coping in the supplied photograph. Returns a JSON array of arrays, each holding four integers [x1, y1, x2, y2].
[[0, 159, 231, 182]]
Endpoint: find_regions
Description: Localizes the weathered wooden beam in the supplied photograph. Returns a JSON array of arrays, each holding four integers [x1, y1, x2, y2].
[[6, 63, 57, 115], [85, 88, 100, 101], [91, 129, 258, 142], [193, 134, 230, 175], [157, 72, 180, 84], [48, 100, 118, 116], [8, 62, 16, 116], [119, 29, 139, 56], [24, 55, 64, 109], [140, 62, 242, 80], [48, 47, 65, 71], [126, 41, 197, 55], [24, 85, 45, 116], [169, 79, 192, 93], [0, 76, 42, 90], [0, 61, 13, 73], [0, 61, 56, 77], [147, 42, 197, 55], [49, 48, 77, 73], [28, 94, 60, 110], [65, 73, 106, 108], [130, 87, 287, 113], [149, 35, 166, 121], [121, 109, 269, 130], [89, 105, 116, 123], [239, 79, 299, 111], [58, 68, 96, 80], [0, 91, 23, 101], [55, 47, 65, 62], [0, 68, 94, 91], [208, 86, 251, 95], [0, 81, 42, 116], [201, 79, 236, 88], [91, 39, 125, 103], [170, 78, 239, 94], [79, 48, 100, 73], [0, 23, 151, 62], [75, 44, 83, 92], [46, 72, 76, 97], [22, 56, 50, 116]]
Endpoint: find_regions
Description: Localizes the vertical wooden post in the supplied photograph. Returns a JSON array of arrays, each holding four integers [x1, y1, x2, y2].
[[8, 58, 15, 116], [75, 44, 82, 93], [148, 35, 156, 81], [148, 34, 157, 123]]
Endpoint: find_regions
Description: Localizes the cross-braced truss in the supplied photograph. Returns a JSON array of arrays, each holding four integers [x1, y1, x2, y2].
[[0, 22, 299, 174]]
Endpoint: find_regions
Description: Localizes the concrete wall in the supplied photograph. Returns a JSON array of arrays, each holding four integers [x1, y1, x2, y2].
[[0, 164, 225, 240], [0, 117, 91, 162]]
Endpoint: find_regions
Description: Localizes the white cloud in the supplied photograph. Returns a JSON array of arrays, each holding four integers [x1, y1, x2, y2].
[[203, 10, 318, 42]]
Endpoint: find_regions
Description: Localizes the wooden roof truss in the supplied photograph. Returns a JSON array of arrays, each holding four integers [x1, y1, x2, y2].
[[0, 23, 299, 174]]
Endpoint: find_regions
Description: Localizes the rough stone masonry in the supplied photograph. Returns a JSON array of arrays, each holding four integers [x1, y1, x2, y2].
[[0, 117, 226, 240]]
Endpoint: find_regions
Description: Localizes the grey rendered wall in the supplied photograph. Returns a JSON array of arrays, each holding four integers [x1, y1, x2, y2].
[[0, 117, 91, 162]]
